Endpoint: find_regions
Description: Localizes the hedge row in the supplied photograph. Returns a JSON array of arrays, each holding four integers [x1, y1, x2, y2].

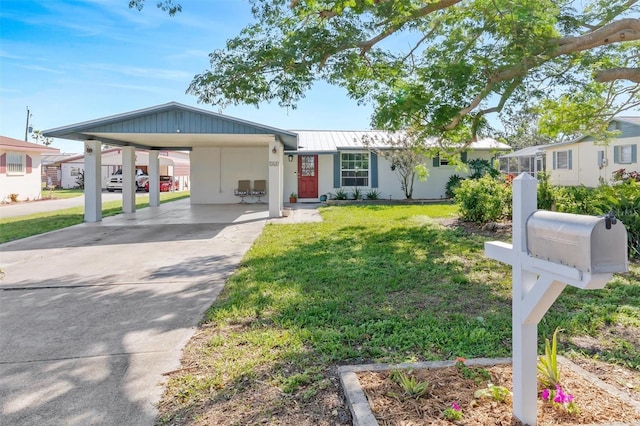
[[454, 174, 640, 258]]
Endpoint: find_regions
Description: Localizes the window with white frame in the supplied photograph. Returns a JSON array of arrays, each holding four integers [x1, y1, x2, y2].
[[615, 144, 636, 164], [555, 150, 569, 170], [6, 152, 25, 174], [70, 167, 81, 177], [341, 152, 369, 186]]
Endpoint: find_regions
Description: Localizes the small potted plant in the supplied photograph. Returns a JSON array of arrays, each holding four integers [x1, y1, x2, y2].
[[289, 192, 297, 203]]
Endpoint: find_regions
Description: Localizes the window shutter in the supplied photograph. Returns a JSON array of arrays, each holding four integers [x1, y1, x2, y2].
[[370, 152, 379, 188], [26, 155, 32, 174], [461, 152, 468, 163], [552, 152, 557, 170], [432, 154, 440, 167], [0, 153, 5, 173], [614, 146, 620, 164], [568, 150, 572, 170], [632, 145, 638, 163], [333, 153, 340, 188]]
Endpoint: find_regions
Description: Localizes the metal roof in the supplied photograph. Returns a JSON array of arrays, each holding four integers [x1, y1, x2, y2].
[[290, 130, 510, 153], [44, 102, 299, 150], [500, 144, 552, 158]]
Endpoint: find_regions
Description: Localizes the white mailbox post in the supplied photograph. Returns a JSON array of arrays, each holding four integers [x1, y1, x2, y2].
[[485, 173, 628, 426]]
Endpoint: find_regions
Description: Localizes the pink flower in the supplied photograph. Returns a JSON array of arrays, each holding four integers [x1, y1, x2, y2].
[[541, 388, 550, 401], [552, 385, 575, 404], [451, 401, 461, 411]]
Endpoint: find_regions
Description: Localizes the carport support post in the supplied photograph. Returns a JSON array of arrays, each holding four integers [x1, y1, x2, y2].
[[148, 150, 160, 207], [268, 139, 283, 217], [511, 173, 539, 425], [84, 139, 102, 222], [122, 146, 136, 213]]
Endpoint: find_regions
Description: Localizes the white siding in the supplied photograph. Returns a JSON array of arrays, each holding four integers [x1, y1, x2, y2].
[[0, 151, 43, 202], [190, 146, 268, 204], [546, 137, 640, 187], [284, 150, 499, 200]]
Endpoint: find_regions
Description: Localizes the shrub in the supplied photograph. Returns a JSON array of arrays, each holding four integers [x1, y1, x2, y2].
[[351, 187, 362, 200], [455, 175, 512, 223], [333, 188, 348, 200], [445, 174, 464, 199], [537, 172, 555, 210], [9, 193, 19, 203], [365, 189, 381, 200], [595, 180, 640, 258], [548, 180, 639, 259], [468, 158, 499, 179], [75, 170, 85, 190], [553, 185, 601, 215]]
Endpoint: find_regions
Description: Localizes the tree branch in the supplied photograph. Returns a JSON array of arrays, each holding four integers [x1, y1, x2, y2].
[[595, 67, 640, 83]]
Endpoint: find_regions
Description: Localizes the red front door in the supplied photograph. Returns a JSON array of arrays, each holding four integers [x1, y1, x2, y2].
[[298, 155, 318, 198]]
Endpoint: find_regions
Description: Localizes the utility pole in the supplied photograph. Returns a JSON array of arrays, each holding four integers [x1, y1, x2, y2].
[[24, 106, 32, 141]]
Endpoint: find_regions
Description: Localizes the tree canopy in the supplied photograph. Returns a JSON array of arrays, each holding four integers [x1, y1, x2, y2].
[[134, 0, 640, 144]]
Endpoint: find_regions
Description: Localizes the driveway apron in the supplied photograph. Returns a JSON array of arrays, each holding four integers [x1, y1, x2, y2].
[[0, 200, 270, 426]]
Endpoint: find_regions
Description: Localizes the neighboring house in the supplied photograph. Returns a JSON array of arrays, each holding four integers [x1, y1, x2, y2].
[[57, 148, 191, 189], [0, 135, 60, 202], [41, 153, 78, 188], [285, 131, 511, 201], [499, 144, 550, 177], [500, 117, 640, 187]]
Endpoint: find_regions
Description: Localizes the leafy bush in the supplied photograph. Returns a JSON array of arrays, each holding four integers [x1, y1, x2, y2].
[[455, 175, 512, 223], [537, 172, 555, 210], [541, 180, 639, 259], [468, 159, 499, 179], [75, 170, 85, 190], [553, 185, 602, 215], [445, 174, 465, 199], [595, 180, 640, 258]]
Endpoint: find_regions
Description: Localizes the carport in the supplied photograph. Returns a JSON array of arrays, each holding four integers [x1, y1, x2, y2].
[[44, 102, 298, 221]]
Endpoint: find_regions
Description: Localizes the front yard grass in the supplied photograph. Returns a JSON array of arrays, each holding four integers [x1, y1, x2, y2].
[[157, 204, 639, 425], [43, 188, 85, 199], [0, 191, 190, 243]]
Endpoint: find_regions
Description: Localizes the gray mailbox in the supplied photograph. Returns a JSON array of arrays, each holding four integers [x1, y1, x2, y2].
[[526, 211, 628, 274]]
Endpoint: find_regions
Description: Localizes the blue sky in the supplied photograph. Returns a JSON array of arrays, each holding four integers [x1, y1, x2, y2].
[[0, 0, 374, 153]]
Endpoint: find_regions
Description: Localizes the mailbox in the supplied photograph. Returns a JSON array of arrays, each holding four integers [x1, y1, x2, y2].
[[526, 211, 628, 274]]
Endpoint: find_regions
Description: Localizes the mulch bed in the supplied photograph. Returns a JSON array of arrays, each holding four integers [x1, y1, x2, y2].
[[357, 361, 640, 425]]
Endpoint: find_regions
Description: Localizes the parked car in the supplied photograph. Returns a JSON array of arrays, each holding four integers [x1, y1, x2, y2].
[[106, 168, 148, 192], [144, 175, 173, 192]]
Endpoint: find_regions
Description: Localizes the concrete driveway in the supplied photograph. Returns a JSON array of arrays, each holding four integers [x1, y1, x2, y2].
[[0, 200, 283, 425]]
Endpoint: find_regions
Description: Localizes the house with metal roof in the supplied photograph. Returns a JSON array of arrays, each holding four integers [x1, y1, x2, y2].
[[286, 130, 511, 202], [0, 135, 60, 203], [44, 102, 510, 222], [499, 117, 640, 186]]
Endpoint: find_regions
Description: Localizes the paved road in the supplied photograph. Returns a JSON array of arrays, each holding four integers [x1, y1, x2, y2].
[[0, 192, 147, 219], [0, 201, 269, 426]]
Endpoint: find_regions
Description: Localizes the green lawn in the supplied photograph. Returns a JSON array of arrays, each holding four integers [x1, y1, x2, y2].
[[43, 188, 85, 199], [0, 191, 190, 243], [157, 204, 639, 424]]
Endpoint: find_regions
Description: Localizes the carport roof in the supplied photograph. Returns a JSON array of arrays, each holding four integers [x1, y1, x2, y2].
[[43, 102, 298, 151]]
